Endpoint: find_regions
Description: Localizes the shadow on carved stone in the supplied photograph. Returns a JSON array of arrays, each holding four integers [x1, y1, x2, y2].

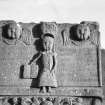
[[32, 23, 44, 51], [2, 24, 9, 39], [70, 25, 79, 41], [29, 39, 43, 87], [32, 24, 42, 38], [29, 52, 43, 88], [29, 25, 44, 88], [19, 65, 24, 79], [33, 38, 44, 52], [91, 98, 102, 105], [8, 98, 13, 105], [31, 55, 43, 88]]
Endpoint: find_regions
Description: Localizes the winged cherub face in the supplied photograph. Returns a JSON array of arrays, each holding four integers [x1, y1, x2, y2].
[[7, 23, 22, 39], [77, 24, 90, 40]]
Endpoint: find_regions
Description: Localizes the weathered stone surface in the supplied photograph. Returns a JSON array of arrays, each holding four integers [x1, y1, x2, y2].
[[101, 49, 105, 104], [0, 96, 103, 105], [0, 20, 103, 105], [0, 21, 101, 86]]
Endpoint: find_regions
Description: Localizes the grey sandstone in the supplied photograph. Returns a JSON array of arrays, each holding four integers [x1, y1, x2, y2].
[[0, 20, 103, 105]]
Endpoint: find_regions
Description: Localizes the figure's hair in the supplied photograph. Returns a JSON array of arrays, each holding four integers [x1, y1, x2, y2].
[[42, 33, 55, 53], [42, 33, 54, 39]]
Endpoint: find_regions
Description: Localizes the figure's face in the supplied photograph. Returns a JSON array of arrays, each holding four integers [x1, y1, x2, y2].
[[7, 23, 21, 39], [77, 24, 90, 40], [8, 26, 16, 39], [43, 36, 54, 51]]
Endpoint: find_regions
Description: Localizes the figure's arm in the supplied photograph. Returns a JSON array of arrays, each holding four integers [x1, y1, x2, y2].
[[28, 52, 42, 65], [51, 53, 57, 72]]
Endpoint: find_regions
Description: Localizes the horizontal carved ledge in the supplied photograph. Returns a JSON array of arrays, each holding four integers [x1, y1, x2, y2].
[[0, 87, 103, 98]]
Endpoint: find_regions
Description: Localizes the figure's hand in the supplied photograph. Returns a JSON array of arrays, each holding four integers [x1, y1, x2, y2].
[[50, 68, 56, 74]]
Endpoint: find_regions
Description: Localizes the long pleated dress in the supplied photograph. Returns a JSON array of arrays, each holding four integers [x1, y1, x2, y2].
[[39, 52, 57, 87]]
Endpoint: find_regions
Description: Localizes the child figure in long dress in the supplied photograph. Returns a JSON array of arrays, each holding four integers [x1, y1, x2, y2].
[[38, 33, 57, 93]]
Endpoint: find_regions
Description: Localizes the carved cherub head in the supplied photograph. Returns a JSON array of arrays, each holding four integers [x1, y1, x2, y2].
[[76, 24, 90, 41], [42, 33, 54, 52], [7, 23, 22, 39]]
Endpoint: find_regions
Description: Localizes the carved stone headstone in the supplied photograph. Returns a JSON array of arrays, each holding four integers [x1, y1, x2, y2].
[[0, 20, 103, 105]]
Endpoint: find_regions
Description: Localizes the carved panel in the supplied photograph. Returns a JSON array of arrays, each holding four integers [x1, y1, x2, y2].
[[0, 20, 103, 104]]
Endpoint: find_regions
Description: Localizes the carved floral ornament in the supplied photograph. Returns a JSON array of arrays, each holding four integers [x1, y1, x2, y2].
[[0, 96, 102, 105], [40, 22, 58, 39]]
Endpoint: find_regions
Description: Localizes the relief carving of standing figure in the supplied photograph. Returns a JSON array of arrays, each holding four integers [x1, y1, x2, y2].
[[38, 33, 57, 93]]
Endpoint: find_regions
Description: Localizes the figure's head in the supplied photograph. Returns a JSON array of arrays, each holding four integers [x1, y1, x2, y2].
[[7, 23, 22, 39], [76, 24, 90, 41], [42, 33, 54, 51]]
